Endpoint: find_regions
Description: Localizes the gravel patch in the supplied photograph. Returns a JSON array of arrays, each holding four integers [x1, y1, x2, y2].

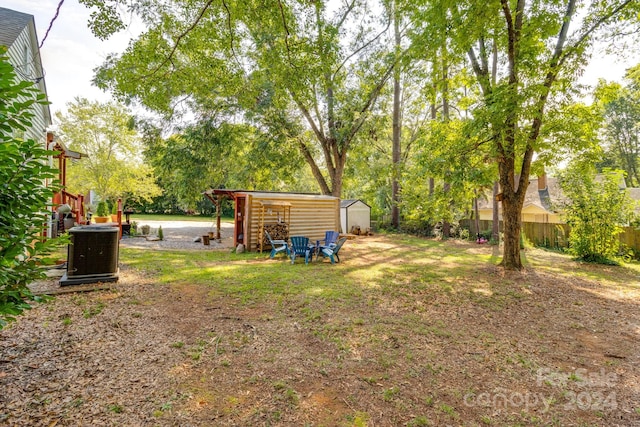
[[120, 220, 235, 251]]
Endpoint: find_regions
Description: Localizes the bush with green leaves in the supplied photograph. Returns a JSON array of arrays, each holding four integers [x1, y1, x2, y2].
[[0, 47, 64, 329], [558, 166, 635, 264], [96, 201, 108, 217]]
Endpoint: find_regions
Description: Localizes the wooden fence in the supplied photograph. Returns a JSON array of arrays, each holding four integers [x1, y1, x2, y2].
[[463, 219, 640, 252]]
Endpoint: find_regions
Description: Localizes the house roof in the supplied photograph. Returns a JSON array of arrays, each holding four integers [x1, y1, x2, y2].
[[0, 7, 32, 48], [340, 199, 371, 209], [478, 175, 640, 214], [628, 188, 640, 212], [477, 176, 564, 212], [0, 7, 51, 127]]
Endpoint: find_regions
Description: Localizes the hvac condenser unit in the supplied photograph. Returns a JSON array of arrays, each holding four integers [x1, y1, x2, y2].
[[60, 226, 119, 286]]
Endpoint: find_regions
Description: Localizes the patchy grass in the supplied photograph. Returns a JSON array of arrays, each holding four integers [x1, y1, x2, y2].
[[2, 234, 639, 426]]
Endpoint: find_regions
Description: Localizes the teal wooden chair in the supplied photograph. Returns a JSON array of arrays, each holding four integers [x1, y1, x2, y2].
[[324, 231, 340, 246], [265, 231, 290, 259], [318, 237, 347, 264], [290, 236, 311, 264]]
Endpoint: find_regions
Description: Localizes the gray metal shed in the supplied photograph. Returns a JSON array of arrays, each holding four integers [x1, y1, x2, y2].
[[340, 199, 371, 233]]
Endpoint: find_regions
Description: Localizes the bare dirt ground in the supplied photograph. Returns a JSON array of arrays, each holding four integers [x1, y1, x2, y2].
[[1, 232, 639, 426]]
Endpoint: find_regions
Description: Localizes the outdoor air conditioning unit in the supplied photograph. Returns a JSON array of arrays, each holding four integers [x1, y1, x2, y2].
[[60, 226, 119, 286]]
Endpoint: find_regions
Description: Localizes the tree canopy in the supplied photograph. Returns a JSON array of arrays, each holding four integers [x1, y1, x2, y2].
[[56, 98, 161, 206], [79, 0, 640, 269]]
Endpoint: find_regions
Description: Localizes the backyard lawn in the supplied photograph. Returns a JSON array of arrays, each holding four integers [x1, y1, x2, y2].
[[1, 234, 639, 426]]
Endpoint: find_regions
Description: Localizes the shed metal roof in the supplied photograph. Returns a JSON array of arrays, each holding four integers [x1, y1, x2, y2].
[[340, 199, 371, 209]]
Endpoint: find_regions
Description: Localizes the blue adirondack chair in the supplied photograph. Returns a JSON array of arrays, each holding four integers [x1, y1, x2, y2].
[[318, 237, 347, 264], [265, 230, 290, 259], [324, 231, 340, 247], [290, 236, 311, 264]]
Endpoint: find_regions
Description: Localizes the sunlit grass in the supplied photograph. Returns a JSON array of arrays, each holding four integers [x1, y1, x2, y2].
[[119, 236, 640, 309]]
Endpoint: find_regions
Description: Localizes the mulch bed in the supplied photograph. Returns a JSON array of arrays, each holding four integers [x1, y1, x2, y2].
[[1, 239, 639, 426]]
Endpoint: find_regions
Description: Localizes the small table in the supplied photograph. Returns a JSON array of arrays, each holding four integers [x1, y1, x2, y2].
[[311, 241, 336, 262]]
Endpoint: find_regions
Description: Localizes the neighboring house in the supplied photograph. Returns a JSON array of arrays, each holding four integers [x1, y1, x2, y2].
[[0, 7, 51, 145], [477, 173, 640, 224]]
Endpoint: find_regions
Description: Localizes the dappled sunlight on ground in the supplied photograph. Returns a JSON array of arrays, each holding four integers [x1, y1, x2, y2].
[[10, 231, 640, 426]]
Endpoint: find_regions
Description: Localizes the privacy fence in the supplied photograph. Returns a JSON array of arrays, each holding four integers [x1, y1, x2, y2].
[[463, 219, 640, 253]]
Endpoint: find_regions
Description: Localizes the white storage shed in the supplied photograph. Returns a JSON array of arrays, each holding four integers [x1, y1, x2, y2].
[[340, 199, 371, 234]]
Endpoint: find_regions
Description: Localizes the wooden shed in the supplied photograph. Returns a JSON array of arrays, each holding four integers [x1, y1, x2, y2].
[[340, 199, 371, 233], [205, 190, 340, 252]]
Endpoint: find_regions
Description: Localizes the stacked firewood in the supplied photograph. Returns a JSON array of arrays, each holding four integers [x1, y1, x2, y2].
[[263, 223, 289, 247]]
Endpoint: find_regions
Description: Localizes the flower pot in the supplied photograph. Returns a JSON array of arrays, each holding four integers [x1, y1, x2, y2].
[[94, 216, 109, 223], [63, 217, 75, 230], [202, 235, 210, 245], [208, 231, 215, 239], [111, 214, 119, 222]]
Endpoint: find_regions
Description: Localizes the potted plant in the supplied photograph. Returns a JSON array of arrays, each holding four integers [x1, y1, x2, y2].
[[94, 201, 110, 223], [110, 200, 119, 222]]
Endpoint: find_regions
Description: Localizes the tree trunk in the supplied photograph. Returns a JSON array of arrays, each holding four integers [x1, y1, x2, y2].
[[391, 1, 401, 229], [473, 196, 480, 240], [442, 181, 451, 238], [501, 196, 523, 269], [492, 181, 499, 241]]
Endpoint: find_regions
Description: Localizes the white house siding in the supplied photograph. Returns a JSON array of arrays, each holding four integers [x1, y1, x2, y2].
[[2, 9, 50, 146]]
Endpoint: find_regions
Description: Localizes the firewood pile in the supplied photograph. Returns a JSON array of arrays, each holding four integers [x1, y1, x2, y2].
[[263, 223, 289, 248]]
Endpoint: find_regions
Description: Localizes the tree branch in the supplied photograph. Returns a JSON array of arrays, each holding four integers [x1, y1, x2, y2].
[[335, 0, 357, 31], [343, 57, 398, 152], [297, 138, 331, 195], [557, 0, 635, 71], [143, 0, 215, 80], [333, 16, 391, 80]]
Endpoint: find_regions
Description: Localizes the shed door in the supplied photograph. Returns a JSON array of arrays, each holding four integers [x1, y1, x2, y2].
[[235, 196, 246, 246]]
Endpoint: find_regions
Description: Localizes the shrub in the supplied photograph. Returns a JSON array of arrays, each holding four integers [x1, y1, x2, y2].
[[96, 201, 108, 217], [0, 47, 64, 329], [558, 167, 634, 264]]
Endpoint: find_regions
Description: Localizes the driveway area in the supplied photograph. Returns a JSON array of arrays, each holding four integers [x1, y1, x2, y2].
[[120, 220, 235, 251]]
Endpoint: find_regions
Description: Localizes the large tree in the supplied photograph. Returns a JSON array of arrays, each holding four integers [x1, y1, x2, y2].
[[140, 116, 309, 209], [595, 74, 640, 187], [56, 98, 160, 205], [409, 0, 640, 269], [89, 0, 398, 197]]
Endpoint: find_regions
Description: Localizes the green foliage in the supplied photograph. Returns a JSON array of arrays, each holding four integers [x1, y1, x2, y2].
[[0, 47, 63, 329], [157, 226, 163, 241], [407, 0, 640, 269], [96, 201, 108, 217], [90, 0, 397, 197], [55, 98, 161, 205], [594, 75, 640, 187], [558, 166, 635, 264], [140, 118, 307, 209]]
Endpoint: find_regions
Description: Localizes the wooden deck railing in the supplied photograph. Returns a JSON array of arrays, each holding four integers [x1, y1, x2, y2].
[[60, 190, 85, 224]]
